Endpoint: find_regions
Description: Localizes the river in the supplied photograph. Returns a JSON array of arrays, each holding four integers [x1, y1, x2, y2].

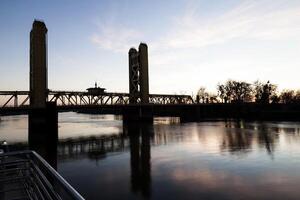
[[1, 112, 300, 200]]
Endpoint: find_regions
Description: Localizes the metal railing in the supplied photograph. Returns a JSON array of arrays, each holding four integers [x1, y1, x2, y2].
[[0, 90, 194, 108], [0, 150, 84, 200]]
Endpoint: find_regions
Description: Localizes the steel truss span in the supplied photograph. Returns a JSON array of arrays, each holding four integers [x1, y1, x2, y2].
[[0, 91, 194, 108]]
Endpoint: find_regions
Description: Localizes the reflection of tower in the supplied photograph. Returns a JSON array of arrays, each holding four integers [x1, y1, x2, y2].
[[128, 43, 149, 104], [30, 20, 48, 108], [126, 123, 152, 198]]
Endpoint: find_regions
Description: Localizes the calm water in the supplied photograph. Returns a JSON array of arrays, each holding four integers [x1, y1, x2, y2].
[[1, 112, 300, 200]]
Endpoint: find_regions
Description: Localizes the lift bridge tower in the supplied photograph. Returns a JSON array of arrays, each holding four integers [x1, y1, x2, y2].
[[30, 20, 48, 108], [29, 20, 58, 165], [128, 43, 149, 104]]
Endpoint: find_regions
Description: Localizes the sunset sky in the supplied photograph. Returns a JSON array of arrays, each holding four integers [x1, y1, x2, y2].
[[1, 0, 300, 95]]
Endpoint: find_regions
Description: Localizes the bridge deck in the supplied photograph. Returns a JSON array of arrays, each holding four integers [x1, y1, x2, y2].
[[0, 90, 194, 108]]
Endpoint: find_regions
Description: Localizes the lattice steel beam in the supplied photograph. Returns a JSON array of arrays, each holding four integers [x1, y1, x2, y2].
[[0, 90, 194, 108]]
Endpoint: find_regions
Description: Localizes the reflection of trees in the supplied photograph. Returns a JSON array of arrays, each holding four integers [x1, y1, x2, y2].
[[223, 121, 280, 157], [222, 120, 252, 154], [256, 123, 278, 157], [125, 123, 153, 199]]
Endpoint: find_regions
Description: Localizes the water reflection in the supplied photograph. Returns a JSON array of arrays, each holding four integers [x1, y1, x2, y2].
[[256, 123, 278, 157], [126, 123, 153, 199], [3, 118, 298, 161], [220, 120, 280, 157], [222, 120, 252, 154], [58, 134, 126, 161], [3, 115, 300, 199]]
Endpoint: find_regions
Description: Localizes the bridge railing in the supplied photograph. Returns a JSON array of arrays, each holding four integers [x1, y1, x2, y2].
[[0, 91, 194, 108], [48, 91, 130, 106], [0, 91, 30, 108]]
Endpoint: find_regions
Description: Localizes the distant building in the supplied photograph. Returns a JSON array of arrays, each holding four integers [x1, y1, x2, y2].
[[86, 82, 106, 95]]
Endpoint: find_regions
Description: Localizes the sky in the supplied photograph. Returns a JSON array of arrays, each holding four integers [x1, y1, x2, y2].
[[1, 0, 300, 95]]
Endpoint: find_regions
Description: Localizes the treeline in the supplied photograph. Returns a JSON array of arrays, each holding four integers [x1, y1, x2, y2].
[[196, 80, 300, 104]]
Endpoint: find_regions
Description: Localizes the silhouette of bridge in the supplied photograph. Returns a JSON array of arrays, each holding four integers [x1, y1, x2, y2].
[[0, 90, 193, 108], [3, 20, 297, 122], [0, 20, 193, 114]]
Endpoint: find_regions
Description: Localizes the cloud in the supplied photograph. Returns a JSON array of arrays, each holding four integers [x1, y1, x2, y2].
[[91, 23, 142, 53], [89, 1, 300, 94], [163, 0, 300, 49], [91, 1, 300, 53]]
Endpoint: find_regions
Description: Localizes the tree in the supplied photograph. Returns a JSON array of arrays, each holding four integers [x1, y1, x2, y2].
[[217, 80, 252, 103], [280, 90, 295, 104], [294, 90, 300, 103], [231, 81, 252, 102], [208, 92, 219, 103], [270, 94, 280, 104], [197, 87, 209, 103], [253, 81, 277, 103], [217, 84, 227, 103]]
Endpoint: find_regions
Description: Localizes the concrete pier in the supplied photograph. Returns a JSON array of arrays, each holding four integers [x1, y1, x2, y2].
[[122, 106, 153, 123], [28, 102, 58, 168]]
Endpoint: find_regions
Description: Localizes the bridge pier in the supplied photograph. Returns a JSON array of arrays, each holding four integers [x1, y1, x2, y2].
[[122, 105, 153, 123], [28, 102, 58, 168], [179, 105, 202, 122]]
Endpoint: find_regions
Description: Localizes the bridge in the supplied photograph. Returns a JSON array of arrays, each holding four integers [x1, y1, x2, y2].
[[2, 21, 300, 123], [0, 20, 193, 117], [0, 90, 193, 108]]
